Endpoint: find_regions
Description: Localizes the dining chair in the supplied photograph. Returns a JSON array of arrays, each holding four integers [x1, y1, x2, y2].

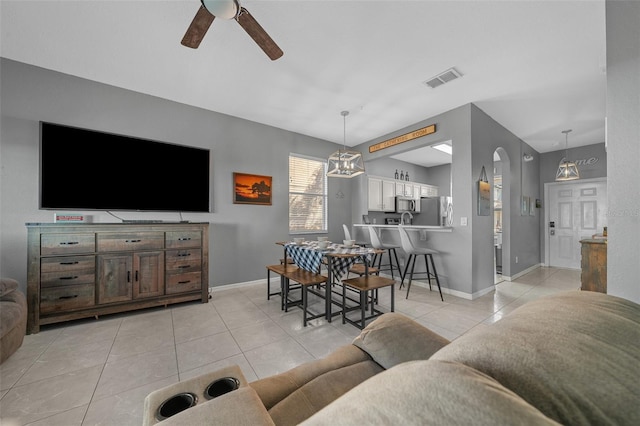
[[397, 225, 443, 301], [367, 226, 402, 280]]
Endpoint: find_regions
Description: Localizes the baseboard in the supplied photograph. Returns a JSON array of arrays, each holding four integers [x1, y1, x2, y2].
[[211, 273, 496, 301], [502, 263, 543, 282]]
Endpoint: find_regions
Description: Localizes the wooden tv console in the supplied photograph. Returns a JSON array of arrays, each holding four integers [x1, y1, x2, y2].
[[26, 222, 209, 334]]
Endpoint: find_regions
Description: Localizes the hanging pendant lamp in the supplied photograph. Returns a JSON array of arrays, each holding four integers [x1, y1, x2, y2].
[[555, 129, 580, 181], [327, 111, 365, 178]]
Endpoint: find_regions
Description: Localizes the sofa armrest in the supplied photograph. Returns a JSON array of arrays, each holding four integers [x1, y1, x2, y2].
[[352, 312, 450, 369], [160, 387, 274, 426], [143, 365, 253, 426]]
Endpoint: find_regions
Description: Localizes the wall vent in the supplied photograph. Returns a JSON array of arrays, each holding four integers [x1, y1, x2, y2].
[[423, 67, 463, 89]]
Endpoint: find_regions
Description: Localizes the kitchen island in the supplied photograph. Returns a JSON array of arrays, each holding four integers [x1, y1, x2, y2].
[[351, 224, 452, 251], [353, 224, 452, 232]]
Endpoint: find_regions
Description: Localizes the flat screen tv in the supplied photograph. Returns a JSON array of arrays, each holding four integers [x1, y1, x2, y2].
[[40, 122, 211, 212]]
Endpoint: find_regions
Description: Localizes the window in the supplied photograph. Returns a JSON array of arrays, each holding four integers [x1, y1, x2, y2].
[[289, 154, 327, 233]]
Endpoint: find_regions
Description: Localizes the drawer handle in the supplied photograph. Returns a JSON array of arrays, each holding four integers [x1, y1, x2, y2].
[[178, 237, 192, 241], [59, 295, 78, 300], [177, 252, 191, 257], [125, 239, 142, 243], [178, 265, 190, 269], [59, 276, 79, 280], [178, 280, 191, 284], [60, 241, 79, 246], [59, 261, 79, 265]]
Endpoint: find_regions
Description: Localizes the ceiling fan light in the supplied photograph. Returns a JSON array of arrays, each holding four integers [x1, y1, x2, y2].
[[201, 0, 239, 20]]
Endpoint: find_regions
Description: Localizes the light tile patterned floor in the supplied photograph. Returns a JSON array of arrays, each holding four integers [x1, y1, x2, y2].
[[0, 267, 580, 425]]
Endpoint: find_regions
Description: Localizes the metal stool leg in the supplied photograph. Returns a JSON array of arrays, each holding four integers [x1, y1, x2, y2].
[[406, 254, 417, 299], [429, 254, 444, 301]]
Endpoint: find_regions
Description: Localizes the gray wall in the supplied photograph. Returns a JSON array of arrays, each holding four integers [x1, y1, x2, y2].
[[0, 58, 351, 291], [470, 105, 541, 285], [606, 0, 640, 303], [349, 103, 540, 297]]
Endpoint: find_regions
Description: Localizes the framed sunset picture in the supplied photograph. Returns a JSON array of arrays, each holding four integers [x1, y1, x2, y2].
[[233, 172, 272, 205]]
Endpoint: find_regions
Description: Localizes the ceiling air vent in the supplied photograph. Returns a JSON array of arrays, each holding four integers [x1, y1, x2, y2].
[[423, 67, 463, 89]]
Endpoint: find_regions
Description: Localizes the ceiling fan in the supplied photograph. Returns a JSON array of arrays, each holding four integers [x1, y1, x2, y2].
[[181, 0, 283, 61]]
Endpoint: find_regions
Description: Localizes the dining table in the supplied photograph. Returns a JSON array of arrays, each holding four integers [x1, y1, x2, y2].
[[276, 240, 381, 322]]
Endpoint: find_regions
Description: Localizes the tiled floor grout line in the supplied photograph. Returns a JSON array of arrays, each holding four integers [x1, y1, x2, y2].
[[0, 267, 582, 426]]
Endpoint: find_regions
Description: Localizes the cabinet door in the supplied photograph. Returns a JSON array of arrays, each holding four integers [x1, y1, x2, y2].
[[421, 185, 438, 197], [97, 254, 133, 304], [412, 184, 422, 199], [395, 182, 405, 196], [368, 178, 383, 211], [381, 180, 396, 211], [133, 251, 165, 299]]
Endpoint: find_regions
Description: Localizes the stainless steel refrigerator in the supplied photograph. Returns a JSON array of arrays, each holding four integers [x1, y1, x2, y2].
[[420, 196, 453, 226]]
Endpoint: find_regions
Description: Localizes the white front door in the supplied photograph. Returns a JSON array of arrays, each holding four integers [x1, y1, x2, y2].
[[547, 179, 607, 269]]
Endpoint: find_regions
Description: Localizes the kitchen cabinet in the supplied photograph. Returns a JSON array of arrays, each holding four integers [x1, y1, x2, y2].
[[420, 184, 438, 197], [368, 177, 396, 211], [26, 222, 209, 333], [395, 182, 416, 198]]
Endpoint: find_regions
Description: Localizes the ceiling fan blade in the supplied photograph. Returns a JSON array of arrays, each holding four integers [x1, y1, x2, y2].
[[236, 7, 283, 60], [181, 5, 215, 49]]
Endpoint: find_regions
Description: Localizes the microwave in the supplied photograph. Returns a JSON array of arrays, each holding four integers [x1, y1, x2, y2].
[[395, 197, 420, 213]]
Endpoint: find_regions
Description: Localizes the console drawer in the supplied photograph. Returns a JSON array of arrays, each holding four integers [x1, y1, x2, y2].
[[166, 272, 202, 294], [97, 232, 164, 252], [166, 249, 202, 263], [40, 284, 95, 314], [166, 231, 202, 249], [41, 255, 95, 273], [41, 269, 95, 288], [41, 234, 95, 255]]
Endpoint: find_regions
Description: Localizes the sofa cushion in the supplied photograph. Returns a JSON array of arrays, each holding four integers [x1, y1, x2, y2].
[[0, 282, 27, 364], [0, 278, 18, 297], [431, 290, 640, 426], [268, 360, 383, 426], [301, 360, 559, 425], [250, 344, 372, 410], [352, 312, 450, 369]]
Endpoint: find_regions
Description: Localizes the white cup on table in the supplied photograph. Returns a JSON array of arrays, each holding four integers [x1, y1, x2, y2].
[[343, 239, 355, 248], [317, 240, 330, 249]]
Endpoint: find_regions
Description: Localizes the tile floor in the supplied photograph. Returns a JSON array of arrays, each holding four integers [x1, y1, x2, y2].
[[0, 266, 581, 426]]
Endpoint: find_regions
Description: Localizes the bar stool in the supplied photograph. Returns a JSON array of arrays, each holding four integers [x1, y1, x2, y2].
[[397, 225, 443, 301], [367, 226, 402, 280], [342, 224, 367, 247]]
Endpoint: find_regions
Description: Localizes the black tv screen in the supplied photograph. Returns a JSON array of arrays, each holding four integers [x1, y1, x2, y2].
[[40, 122, 211, 212]]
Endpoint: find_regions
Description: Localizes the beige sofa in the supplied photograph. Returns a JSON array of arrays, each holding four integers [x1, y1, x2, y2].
[[143, 290, 640, 425], [0, 278, 27, 364]]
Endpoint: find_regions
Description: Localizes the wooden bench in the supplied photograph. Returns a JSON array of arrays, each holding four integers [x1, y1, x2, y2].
[[266, 264, 299, 310], [282, 268, 328, 326]]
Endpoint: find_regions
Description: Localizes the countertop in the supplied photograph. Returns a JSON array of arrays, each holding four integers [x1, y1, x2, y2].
[[354, 224, 453, 232]]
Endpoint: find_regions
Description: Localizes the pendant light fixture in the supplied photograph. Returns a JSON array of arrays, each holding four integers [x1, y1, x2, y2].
[[327, 111, 365, 178], [555, 129, 580, 181]]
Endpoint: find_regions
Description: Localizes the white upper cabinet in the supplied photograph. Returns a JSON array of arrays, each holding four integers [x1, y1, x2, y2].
[[368, 177, 396, 211]]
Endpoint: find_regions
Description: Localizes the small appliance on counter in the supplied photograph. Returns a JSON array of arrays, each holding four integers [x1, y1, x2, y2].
[[385, 218, 401, 225]]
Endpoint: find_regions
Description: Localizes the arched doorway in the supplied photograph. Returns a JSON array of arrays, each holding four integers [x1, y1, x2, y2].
[[493, 148, 510, 283]]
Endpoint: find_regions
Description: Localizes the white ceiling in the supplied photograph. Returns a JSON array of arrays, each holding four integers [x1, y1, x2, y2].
[[1, 0, 607, 160]]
